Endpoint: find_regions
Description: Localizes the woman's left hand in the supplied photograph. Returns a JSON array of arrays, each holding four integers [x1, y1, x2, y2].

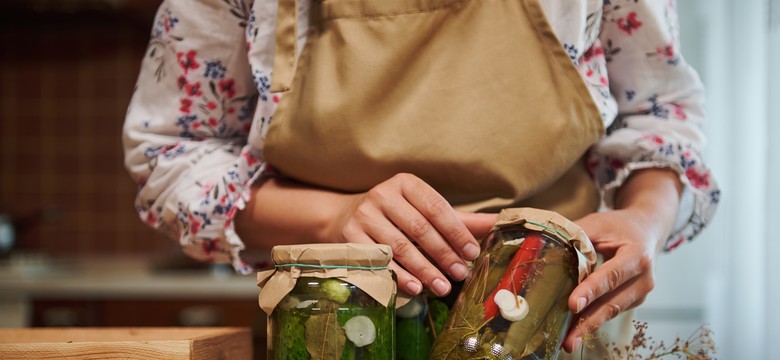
[[562, 168, 683, 353], [562, 208, 660, 352]]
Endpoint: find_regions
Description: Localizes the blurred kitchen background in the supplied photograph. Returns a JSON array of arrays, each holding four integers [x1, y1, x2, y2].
[[0, 0, 266, 357], [0, 0, 778, 359]]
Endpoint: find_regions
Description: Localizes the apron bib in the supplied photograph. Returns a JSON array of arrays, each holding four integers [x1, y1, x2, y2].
[[261, 0, 604, 219], [259, 2, 633, 356]]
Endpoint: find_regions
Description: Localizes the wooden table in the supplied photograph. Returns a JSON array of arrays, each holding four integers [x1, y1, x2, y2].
[[0, 327, 252, 359]]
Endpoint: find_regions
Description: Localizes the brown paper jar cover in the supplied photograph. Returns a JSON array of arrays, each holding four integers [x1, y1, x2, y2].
[[257, 243, 396, 314]]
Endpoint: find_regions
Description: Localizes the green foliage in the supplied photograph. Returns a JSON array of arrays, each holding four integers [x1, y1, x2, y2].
[[275, 309, 310, 360], [305, 299, 346, 360], [429, 236, 577, 359], [429, 298, 488, 359], [273, 280, 394, 360], [428, 299, 450, 335], [337, 301, 394, 359], [396, 317, 431, 360]]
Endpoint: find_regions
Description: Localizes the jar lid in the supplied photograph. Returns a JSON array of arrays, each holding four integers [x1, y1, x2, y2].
[[271, 243, 392, 268], [258, 243, 396, 315]]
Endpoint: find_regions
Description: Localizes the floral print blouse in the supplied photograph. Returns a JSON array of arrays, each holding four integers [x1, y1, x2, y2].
[[123, 0, 720, 274]]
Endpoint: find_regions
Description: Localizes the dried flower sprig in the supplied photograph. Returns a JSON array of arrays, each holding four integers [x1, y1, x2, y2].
[[589, 320, 717, 360]]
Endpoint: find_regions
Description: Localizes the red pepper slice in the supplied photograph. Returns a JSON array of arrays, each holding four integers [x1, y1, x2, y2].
[[483, 232, 545, 321]]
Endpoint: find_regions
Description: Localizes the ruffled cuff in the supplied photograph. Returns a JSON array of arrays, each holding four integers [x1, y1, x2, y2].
[[589, 138, 720, 251], [137, 146, 267, 275]]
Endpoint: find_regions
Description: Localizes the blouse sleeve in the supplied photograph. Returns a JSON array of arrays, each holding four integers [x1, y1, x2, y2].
[[588, 0, 720, 250], [122, 0, 265, 274]]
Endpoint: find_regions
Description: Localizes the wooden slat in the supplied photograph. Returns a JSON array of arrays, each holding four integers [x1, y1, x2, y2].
[[0, 327, 251, 360], [192, 328, 254, 360], [0, 341, 191, 360]]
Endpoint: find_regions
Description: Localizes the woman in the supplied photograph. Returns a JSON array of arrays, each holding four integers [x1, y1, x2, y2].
[[123, 0, 719, 354]]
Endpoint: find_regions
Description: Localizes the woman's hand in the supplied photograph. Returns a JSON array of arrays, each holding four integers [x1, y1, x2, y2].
[[236, 173, 496, 297], [562, 208, 661, 352], [326, 173, 496, 297], [562, 168, 683, 352]]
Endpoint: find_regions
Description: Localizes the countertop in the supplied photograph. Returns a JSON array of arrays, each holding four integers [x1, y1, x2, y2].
[[0, 327, 253, 360], [0, 255, 259, 300], [0, 254, 262, 327]]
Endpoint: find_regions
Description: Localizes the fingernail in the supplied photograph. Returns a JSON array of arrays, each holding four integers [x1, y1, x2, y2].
[[449, 262, 468, 281], [462, 243, 480, 260], [432, 278, 450, 296], [573, 337, 582, 351], [407, 281, 422, 295], [576, 297, 587, 313]]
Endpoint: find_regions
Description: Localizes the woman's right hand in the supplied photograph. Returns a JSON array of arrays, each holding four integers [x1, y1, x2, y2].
[[326, 173, 496, 297]]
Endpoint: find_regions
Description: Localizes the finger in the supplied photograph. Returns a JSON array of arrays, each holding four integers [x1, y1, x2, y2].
[[340, 219, 426, 296], [383, 199, 470, 282], [563, 275, 650, 353], [568, 247, 644, 314], [361, 211, 452, 297], [457, 211, 496, 241], [395, 175, 481, 260], [387, 260, 423, 296]]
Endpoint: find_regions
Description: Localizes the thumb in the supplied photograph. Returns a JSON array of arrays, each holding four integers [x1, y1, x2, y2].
[[457, 211, 496, 240]]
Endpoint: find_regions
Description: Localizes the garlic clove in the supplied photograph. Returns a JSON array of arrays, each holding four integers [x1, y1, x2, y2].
[[493, 289, 516, 307], [396, 295, 425, 319], [295, 299, 318, 309], [278, 295, 300, 310], [494, 289, 529, 321], [504, 237, 526, 247], [343, 315, 376, 347]]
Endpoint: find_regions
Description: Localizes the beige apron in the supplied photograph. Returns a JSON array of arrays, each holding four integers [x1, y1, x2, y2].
[[262, 0, 604, 220], [260, 0, 630, 356]]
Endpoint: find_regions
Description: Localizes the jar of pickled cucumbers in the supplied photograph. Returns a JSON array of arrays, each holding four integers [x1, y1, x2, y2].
[[257, 244, 396, 360], [395, 292, 451, 360], [430, 208, 596, 359]]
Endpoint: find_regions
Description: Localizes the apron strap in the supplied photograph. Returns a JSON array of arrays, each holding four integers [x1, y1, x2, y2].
[[270, 0, 298, 93]]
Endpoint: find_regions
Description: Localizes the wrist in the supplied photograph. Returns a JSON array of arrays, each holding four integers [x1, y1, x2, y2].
[[317, 192, 359, 244], [235, 177, 348, 248], [614, 168, 683, 252], [615, 168, 682, 209]]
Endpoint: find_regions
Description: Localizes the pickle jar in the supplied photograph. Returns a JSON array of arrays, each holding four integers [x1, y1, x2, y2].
[[395, 293, 451, 360], [257, 244, 396, 360], [430, 208, 596, 360]]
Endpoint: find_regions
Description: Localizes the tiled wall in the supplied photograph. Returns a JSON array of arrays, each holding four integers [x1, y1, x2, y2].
[[0, 1, 171, 255]]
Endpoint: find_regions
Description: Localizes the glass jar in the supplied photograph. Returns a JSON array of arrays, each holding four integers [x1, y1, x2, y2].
[[258, 244, 396, 360], [430, 208, 595, 359], [395, 293, 450, 360]]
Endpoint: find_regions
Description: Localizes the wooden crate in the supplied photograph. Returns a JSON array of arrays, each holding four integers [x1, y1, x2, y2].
[[0, 327, 251, 360]]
